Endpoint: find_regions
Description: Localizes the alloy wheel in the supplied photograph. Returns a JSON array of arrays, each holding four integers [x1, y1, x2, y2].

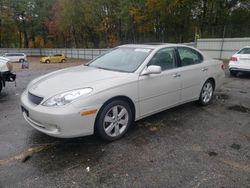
[[201, 82, 213, 103], [103, 105, 129, 137]]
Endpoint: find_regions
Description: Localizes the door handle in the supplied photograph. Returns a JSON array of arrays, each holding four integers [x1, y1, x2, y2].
[[202, 68, 208, 72], [173, 73, 181, 78]]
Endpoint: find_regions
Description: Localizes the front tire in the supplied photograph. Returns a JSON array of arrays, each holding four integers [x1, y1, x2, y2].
[[199, 80, 214, 106], [61, 59, 66, 63], [95, 100, 132, 141], [45, 60, 50, 64]]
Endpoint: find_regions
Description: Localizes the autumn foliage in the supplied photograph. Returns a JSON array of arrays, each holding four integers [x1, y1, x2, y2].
[[0, 0, 250, 48]]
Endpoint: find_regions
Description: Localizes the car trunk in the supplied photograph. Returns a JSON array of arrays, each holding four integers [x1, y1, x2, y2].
[[237, 54, 250, 69]]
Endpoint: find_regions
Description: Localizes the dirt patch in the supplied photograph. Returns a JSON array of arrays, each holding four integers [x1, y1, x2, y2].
[[208, 151, 218, 157], [230, 143, 241, 150], [215, 93, 230, 100], [228, 105, 250, 113]]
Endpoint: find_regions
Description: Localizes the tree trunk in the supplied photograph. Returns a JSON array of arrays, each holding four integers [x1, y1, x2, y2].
[[23, 31, 29, 48]]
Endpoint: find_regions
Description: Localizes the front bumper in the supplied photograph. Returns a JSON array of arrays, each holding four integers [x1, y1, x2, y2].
[[20, 92, 100, 138]]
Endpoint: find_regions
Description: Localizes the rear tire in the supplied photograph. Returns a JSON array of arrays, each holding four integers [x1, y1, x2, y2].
[[198, 80, 214, 106], [61, 59, 66, 63], [95, 100, 132, 141], [19, 59, 24, 63], [230, 70, 237, 77], [45, 60, 50, 64], [0, 81, 2, 93]]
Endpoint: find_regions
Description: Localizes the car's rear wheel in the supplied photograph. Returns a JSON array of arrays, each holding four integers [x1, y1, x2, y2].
[[230, 70, 237, 77], [45, 60, 50, 64], [0, 81, 2, 93], [19, 59, 24, 63], [61, 59, 66, 63], [199, 80, 214, 106], [95, 100, 132, 141]]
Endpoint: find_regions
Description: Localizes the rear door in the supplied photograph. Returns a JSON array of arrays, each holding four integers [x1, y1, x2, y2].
[[176, 47, 208, 103]]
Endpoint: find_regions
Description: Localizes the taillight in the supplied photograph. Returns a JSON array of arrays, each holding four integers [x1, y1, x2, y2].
[[230, 57, 238, 62]]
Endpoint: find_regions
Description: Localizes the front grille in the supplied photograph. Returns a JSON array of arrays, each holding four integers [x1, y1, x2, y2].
[[28, 92, 44, 105]]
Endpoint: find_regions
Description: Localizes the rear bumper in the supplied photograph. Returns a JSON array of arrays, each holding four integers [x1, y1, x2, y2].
[[0, 71, 16, 82], [229, 67, 250, 73], [229, 62, 250, 73]]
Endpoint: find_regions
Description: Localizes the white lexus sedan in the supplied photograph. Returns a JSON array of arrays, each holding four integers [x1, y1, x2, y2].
[[229, 46, 250, 76], [21, 44, 224, 141]]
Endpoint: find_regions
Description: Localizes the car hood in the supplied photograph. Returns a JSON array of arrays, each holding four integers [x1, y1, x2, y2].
[[28, 65, 129, 97], [41, 56, 49, 60]]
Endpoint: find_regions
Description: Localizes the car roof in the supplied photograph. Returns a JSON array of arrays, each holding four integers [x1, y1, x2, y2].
[[119, 43, 194, 49]]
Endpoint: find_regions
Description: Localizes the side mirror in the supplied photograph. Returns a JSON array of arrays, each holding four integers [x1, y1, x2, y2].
[[141, 65, 162, 75]]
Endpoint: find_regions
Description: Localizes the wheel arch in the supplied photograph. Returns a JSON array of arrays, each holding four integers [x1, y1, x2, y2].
[[206, 77, 216, 89], [94, 95, 136, 131]]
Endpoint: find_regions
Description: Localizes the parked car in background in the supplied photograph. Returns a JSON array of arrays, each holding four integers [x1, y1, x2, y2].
[[40, 54, 66, 64], [21, 44, 224, 141], [229, 46, 250, 76], [3, 53, 27, 63], [0, 57, 16, 93]]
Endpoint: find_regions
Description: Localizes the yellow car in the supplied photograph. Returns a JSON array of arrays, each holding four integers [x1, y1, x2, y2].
[[40, 54, 66, 64]]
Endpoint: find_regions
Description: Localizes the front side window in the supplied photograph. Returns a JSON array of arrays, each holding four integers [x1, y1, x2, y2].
[[89, 47, 152, 72], [177, 47, 203, 66], [147, 48, 176, 71]]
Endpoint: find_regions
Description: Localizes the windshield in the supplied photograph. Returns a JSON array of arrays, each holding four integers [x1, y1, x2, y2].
[[88, 47, 152, 72]]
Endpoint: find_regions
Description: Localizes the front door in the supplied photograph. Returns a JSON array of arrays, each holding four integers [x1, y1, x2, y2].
[[138, 48, 182, 117]]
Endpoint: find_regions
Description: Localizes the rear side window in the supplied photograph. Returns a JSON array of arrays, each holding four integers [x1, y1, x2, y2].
[[4, 53, 24, 56], [148, 48, 176, 71], [238, 48, 250, 54], [177, 47, 203, 66]]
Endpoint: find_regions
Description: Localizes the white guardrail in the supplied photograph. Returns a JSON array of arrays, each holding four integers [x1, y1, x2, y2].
[[1, 38, 250, 60], [0, 48, 109, 60], [197, 37, 250, 59]]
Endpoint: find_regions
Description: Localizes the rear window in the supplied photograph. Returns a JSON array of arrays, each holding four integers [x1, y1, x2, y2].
[[238, 48, 250, 54]]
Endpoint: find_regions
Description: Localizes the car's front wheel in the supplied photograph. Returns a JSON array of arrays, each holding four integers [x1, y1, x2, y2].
[[61, 59, 66, 63], [95, 100, 132, 141], [45, 60, 50, 64], [199, 80, 214, 106]]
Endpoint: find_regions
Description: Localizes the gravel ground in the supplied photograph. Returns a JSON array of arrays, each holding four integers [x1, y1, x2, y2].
[[0, 57, 250, 188]]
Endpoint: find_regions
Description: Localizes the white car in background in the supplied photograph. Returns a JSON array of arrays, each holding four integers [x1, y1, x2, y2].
[[21, 44, 224, 141], [3, 53, 27, 63], [229, 46, 250, 76], [0, 57, 16, 93]]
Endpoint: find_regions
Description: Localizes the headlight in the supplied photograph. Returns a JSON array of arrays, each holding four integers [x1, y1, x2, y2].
[[42, 88, 93, 107]]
